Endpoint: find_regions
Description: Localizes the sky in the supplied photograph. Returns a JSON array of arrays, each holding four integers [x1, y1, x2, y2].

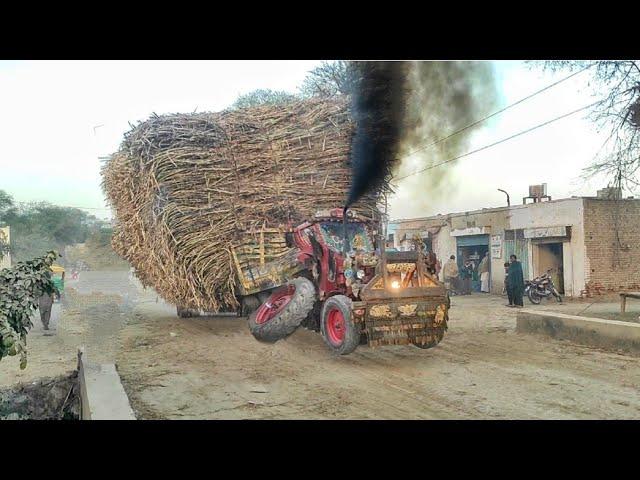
[[0, 60, 620, 221]]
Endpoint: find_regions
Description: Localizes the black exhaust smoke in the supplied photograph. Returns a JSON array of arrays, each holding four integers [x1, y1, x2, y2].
[[346, 61, 409, 208]]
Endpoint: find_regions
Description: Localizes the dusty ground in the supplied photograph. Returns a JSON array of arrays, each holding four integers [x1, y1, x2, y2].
[[2, 271, 639, 419]]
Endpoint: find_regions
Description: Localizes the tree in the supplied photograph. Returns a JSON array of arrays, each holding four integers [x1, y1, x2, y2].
[[538, 61, 640, 193], [0, 192, 94, 262], [231, 89, 298, 109], [0, 230, 8, 261], [0, 251, 59, 369], [0, 190, 13, 216], [299, 61, 359, 98]]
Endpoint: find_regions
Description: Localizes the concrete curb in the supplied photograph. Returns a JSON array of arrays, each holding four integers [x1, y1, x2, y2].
[[516, 309, 640, 354], [77, 349, 136, 420]]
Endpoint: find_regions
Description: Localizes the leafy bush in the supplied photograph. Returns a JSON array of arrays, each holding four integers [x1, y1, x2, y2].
[[0, 251, 59, 369]]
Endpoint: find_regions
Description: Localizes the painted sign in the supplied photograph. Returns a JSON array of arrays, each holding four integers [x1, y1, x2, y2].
[[490, 234, 502, 259], [523, 226, 567, 239], [450, 226, 491, 237]]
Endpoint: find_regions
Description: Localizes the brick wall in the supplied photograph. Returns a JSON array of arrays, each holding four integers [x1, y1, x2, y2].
[[583, 199, 640, 290]]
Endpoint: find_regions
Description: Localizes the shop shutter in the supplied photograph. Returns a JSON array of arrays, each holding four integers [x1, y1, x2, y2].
[[455, 234, 490, 247]]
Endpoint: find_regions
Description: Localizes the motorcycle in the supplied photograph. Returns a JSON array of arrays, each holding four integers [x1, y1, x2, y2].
[[525, 270, 562, 304]]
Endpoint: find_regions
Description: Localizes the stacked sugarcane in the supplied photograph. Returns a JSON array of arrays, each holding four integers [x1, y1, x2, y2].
[[102, 97, 386, 312]]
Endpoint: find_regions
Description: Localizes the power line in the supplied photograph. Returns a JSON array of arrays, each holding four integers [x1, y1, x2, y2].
[[401, 63, 594, 160], [15, 201, 111, 211], [395, 99, 604, 182]]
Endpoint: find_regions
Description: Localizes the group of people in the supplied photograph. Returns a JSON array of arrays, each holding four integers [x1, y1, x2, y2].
[[442, 252, 525, 307], [442, 252, 491, 295]]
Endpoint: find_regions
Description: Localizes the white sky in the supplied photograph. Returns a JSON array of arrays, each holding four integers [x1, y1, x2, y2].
[[0, 60, 619, 221]]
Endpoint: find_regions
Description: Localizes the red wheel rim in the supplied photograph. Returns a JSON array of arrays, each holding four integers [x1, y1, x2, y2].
[[255, 286, 295, 325], [326, 308, 345, 346]]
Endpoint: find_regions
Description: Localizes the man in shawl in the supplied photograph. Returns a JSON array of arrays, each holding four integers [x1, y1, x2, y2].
[[506, 254, 525, 307]]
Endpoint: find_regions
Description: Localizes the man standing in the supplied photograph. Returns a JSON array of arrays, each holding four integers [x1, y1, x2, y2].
[[460, 260, 473, 295], [443, 255, 459, 295], [506, 254, 525, 307], [38, 290, 55, 331], [479, 252, 490, 293]]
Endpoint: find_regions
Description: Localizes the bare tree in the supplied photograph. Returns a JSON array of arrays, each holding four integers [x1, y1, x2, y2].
[[539, 61, 640, 270], [539, 61, 640, 193], [299, 61, 359, 98]]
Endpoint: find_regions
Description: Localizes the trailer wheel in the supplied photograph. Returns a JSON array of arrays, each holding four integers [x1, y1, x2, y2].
[[241, 295, 261, 316], [176, 306, 200, 318], [320, 295, 359, 355], [248, 277, 316, 343]]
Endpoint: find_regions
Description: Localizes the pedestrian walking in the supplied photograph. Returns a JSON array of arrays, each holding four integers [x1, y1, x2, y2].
[[38, 290, 54, 331], [506, 254, 525, 307], [443, 255, 459, 295]]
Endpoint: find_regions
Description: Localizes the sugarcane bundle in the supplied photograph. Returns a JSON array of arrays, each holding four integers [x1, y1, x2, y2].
[[102, 97, 386, 312]]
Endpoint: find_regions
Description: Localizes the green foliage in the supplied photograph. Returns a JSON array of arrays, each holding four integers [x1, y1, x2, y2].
[[0, 231, 8, 261], [0, 190, 13, 215], [0, 190, 96, 262], [231, 89, 299, 110], [0, 251, 59, 369], [66, 226, 129, 270]]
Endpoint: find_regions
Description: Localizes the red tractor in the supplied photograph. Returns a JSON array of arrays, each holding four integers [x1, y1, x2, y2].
[[235, 208, 450, 355]]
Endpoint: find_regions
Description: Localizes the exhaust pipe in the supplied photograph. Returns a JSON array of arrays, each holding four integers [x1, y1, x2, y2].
[[342, 206, 349, 257]]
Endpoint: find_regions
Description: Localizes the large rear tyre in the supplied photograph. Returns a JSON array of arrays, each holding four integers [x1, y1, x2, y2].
[[320, 295, 359, 355], [527, 289, 541, 305], [248, 277, 316, 343]]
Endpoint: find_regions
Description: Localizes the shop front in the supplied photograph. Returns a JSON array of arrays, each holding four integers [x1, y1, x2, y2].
[[524, 226, 571, 294], [451, 227, 491, 292]]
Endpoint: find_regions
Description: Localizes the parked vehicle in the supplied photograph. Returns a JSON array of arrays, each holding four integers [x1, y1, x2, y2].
[[206, 207, 450, 355], [525, 270, 562, 304]]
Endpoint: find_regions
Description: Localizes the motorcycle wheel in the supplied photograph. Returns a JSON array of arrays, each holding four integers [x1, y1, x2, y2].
[[528, 288, 542, 305], [552, 288, 563, 302]]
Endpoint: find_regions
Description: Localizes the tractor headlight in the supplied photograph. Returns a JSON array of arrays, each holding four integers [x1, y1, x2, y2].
[[391, 280, 400, 289], [357, 269, 365, 279]]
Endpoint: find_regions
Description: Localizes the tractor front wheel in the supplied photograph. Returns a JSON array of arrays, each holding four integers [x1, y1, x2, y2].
[[320, 295, 359, 355], [248, 277, 316, 343]]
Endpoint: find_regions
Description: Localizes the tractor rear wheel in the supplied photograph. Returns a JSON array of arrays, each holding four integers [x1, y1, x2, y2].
[[248, 277, 316, 343], [320, 295, 359, 355]]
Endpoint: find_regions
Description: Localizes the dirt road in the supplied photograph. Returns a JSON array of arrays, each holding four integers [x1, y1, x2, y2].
[[2, 271, 639, 419], [117, 294, 640, 419]]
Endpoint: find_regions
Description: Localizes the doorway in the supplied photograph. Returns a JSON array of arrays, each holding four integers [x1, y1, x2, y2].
[[534, 242, 564, 294], [456, 235, 490, 293]]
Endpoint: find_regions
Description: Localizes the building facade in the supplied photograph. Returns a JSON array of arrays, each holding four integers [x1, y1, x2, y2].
[[389, 196, 640, 297]]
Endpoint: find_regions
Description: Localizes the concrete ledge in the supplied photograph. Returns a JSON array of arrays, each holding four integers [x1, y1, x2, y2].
[[78, 350, 136, 420], [517, 309, 640, 354]]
